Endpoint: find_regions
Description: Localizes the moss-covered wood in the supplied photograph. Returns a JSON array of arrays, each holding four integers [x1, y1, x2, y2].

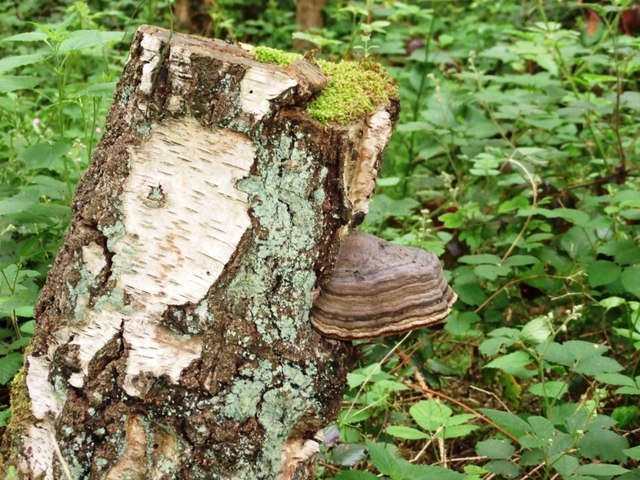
[[0, 25, 398, 479]]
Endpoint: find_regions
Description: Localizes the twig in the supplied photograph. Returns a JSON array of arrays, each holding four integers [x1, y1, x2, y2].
[[49, 428, 73, 480], [501, 154, 538, 262], [404, 382, 520, 445], [520, 461, 546, 480], [469, 385, 512, 413]]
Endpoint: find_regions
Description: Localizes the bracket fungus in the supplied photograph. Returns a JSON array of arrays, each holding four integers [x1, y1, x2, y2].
[[311, 232, 457, 340]]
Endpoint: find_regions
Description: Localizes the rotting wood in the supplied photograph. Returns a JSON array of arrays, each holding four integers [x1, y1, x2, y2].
[[0, 26, 399, 479]]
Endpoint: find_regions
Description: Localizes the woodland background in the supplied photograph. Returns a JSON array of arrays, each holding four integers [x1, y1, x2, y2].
[[1, 0, 640, 478]]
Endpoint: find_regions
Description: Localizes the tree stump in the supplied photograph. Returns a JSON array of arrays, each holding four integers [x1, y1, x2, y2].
[[0, 26, 399, 479]]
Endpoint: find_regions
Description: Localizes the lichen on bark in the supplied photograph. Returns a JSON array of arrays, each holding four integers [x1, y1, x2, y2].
[[0, 25, 399, 480]]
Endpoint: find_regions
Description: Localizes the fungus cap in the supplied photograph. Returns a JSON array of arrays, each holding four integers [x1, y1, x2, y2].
[[311, 232, 456, 340]]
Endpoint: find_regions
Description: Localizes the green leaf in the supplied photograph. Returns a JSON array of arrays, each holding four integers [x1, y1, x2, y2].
[[623, 445, 640, 460], [458, 254, 502, 265], [385, 425, 429, 440], [366, 195, 419, 224], [503, 255, 539, 267], [598, 240, 640, 265], [575, 355, 623, 376], [58, 30, 125, 54], [376, 177, 401, 187], [498, 195, 529, 213], [528, 381, 568, 399], [551, 454, 578, 477], [338, 408, 372, 425], [365, 441, 403, 478], [333, 472, 379, 480], [612, 405, 639, 429], [587, 260, 621, 287], [1, 31, 48, 42], [453, 282, 487, 306], [400, 464, 466, 480], [520, 317, 552, 344], [0, 53, 47, 74], [0, 408, 11, 428], [575, 464, 629, 476], [484, 460, 519, 479], [0, 75, 41, 93], [596, 373, 636, 387], [0, 353, 23, 385], [438, 424, 478, 439], [578, 429, 629, 462], [484, 351, 536, 379], [474, 264, 511, 280], [476, 439, 515, 459], [527, 416, 555, 440], [410, 400, 452, 431], [621, 265, 640, 299], [478, 409, 531, 438]]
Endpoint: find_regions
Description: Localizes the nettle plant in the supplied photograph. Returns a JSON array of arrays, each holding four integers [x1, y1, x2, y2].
[[312, 0, 640, 478]]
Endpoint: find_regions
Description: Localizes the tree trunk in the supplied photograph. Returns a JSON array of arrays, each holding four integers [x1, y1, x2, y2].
[[293, 0, 327, 50], [0, 26, 398, 479]]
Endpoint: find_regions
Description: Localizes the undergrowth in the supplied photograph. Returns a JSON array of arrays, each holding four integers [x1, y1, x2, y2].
[[1, 0, 639, 479]]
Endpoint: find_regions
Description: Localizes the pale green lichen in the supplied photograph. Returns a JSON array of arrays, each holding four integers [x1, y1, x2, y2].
[[252, 46, 396, 125]]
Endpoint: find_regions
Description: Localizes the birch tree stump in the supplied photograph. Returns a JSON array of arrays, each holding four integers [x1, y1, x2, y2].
[[0, 26, 398, 479]]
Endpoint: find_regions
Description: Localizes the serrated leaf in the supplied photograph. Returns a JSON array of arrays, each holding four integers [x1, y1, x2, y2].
[[333, 471, 379, 480], [0, 353, 23, 385], [527, 416, 555, 439], [410, 400, 452, 431], [458, 254, 502, 265], [623, 445, 640, 460], [596, 373, 636, 387], [58, 30, 125, 54], [503, 255, 539, 267], [0, 53, 47, 74], [484, 351, 536, 379], [476, 439, 515, 459], [484, 460, 519, 479], [385, 425, 429, 440], [474, 264, 511, 280], [587, 260, 621, 287], [365, 441, 403, 478], [0, 75, 41, 93], [576, 463, 629, 476], [622, 265, 640, 299], [1, 31, 48, 42], [520, 317, 552, 344], [400, 464, 467, 480], [528, 381, 568, 399], [478, 409, 531, 438], [575, 355, 623, 376], [338, 408, 372, 425], [578, 429, 629, 462], [438, 424, 478, 439]]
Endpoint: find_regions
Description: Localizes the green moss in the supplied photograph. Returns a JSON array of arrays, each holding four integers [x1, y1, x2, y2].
[[252, 46, 396, 125], [310, 60, 396, 124], [252, 46, 301, 67]]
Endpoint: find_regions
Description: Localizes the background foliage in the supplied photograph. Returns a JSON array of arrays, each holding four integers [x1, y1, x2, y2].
[[1, 0, 639, 478]]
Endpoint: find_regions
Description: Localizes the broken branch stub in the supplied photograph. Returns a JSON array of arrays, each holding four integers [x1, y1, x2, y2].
[[311, 232, 457, 340]]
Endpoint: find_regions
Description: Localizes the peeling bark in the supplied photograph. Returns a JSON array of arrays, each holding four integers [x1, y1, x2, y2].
[[1, 26, 398, 479]]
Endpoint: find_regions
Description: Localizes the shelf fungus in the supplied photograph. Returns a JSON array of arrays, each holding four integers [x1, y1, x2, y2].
[[311, 232, 457, 340]]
